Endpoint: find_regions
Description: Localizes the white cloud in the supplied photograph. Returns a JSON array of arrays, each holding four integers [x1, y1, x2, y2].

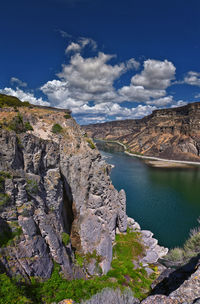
[[126, 58, 140, 70], [171, 100, 187, 108], [195, 93, 200, 98], [118, 85, 166, 102], [184, 71, 200, 86], [65, 37, 97, 54], [10, 77, 27, 87], [66, 42, 82, 53], [54, 52, 126, 104], [79, 104, 156, 124], [39, 52, 176, 123], [131, 59, 176, 90], [0, 87, 50, 106], [146, 96, 173, 106]]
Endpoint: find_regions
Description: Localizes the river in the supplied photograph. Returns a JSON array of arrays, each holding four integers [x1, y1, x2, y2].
[[97, 141, 200, 249]]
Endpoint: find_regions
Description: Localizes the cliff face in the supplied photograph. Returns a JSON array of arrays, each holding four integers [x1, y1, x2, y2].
[[82, 102, 200, 162], [0, 105, 127, 280]]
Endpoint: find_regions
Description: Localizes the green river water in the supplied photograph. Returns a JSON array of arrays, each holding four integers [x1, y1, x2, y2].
[[97, 141, 200, 249]]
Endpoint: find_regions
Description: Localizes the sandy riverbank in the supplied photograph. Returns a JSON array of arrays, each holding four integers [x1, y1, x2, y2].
[[125, 151, 200, 168], [95, 139, 200, 168]]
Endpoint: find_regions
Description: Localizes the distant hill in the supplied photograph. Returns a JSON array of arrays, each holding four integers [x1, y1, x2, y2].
[[82, 102, 200, 162]]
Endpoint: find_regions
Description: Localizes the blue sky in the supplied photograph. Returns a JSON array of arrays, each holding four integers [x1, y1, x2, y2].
[[0, 0, 200, 124]]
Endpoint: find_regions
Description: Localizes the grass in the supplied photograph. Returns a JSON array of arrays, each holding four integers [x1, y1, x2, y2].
[[0, 230, 157, 303]]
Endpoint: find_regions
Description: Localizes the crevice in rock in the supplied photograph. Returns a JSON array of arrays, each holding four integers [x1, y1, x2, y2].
[[60, 173, 74, 235], [12, 136, 24, 170]]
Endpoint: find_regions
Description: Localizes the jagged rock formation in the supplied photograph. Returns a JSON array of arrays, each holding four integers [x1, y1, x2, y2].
[[82, 102, 200, 162], [0, 105, 127, 279]]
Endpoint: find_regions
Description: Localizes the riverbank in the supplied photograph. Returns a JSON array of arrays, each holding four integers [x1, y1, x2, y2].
[[94, 138, 200, 168]]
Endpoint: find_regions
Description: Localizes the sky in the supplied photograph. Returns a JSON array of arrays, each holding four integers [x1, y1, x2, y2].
[[0, 0, 200, 124]]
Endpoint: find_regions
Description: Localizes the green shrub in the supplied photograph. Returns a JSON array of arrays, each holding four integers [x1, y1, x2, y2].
[[0, 273, 32, 304], [6, 114, 33, 134], [52, 123, 63, 134], [64, 113, 71, 119], [24, 121, 33, 131], [0, 193, 11, 207], [0, 171, 12, 192], [0, 226, 22, 248], [61, 232, 70, 246], [26, 179, 38, 195], [164, 247, 184, 262], [86, 138, 96, 149]]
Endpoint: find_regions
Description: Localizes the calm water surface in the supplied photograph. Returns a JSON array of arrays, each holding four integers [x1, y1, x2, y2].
[[97, 142, 200, 248]]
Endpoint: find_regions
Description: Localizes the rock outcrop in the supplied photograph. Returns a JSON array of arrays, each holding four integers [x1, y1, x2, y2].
[[82, 102, 200, 162], [0, 105, 127, 279]]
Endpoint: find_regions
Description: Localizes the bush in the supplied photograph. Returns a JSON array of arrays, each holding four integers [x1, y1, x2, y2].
[[52, 123, 63, 134], [64, 113, 71, 119], [0, 273, 32, 304], [61, 232, 70, 246], [164, 247, 184, 262], [86, 138, 96, 149], [165, 222, 200, 264], [24, 121, 33, 131], [0, 193, 11, 207], [6, 114, 33, 134], [26, 179, 38, 195]]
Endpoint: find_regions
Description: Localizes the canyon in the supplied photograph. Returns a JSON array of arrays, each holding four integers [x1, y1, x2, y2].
[[83, 102, 200, 162]]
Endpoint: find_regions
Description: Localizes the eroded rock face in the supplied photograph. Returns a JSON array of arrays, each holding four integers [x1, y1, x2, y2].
[[82, 102, 200, 162], [0, 110, 127, 279]]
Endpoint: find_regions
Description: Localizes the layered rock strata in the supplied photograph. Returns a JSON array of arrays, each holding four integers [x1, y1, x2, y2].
[[82, 102, 200, 162]]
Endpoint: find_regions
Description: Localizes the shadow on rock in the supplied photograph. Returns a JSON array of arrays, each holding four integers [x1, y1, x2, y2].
[[151, 254, 200, 296]]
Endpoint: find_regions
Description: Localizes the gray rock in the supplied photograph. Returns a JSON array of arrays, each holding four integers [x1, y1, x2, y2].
[[80, 288, 140, 304]]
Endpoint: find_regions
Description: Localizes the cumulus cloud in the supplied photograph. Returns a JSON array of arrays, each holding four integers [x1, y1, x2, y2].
[[78, 103, 156, 124], [184, 71, 200, 86], [53, 52, 126, 103], [1, 42, 178, 124], [39, 52, 176, 123], [146, 96, 173, 106], [0, 87, 50, 106], [131, 59, 176, 90], [118, 85, 166, 102], [10, 77, 27, 87]]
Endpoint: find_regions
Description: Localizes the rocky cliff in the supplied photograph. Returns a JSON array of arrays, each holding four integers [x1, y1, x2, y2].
[[0, 103, 127, 280], [82, 102, 200, 162], [1, 95, 200, 304]]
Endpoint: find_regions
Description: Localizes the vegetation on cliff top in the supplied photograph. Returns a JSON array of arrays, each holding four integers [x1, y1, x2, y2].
[[0, 230, 157, 303], [0, 93, 30, 108]]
